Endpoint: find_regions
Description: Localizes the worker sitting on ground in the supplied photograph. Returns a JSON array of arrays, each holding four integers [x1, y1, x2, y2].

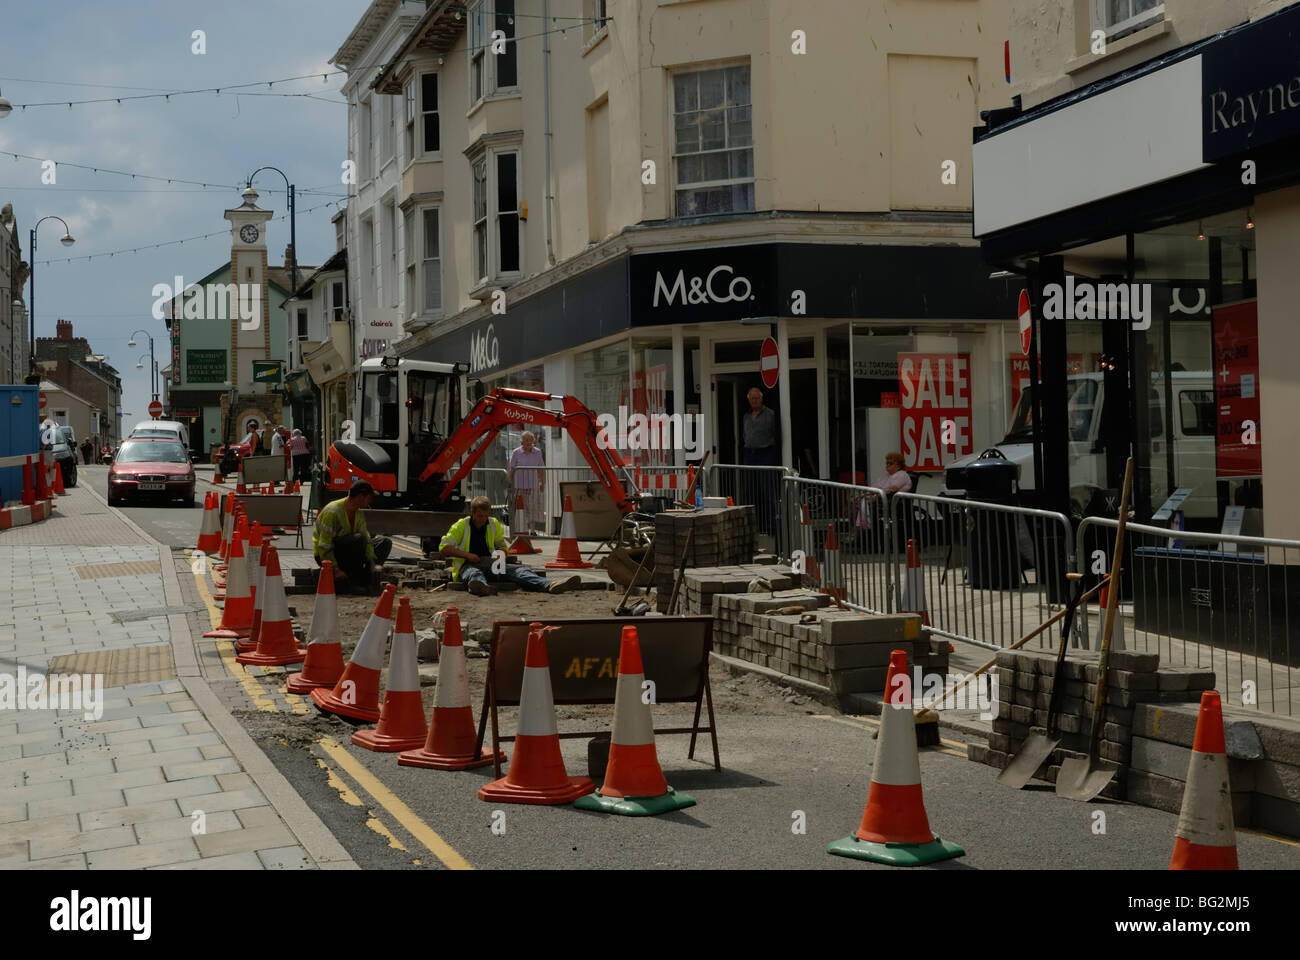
[[313, 479, 393, 595], [441, 495, 581, 597]]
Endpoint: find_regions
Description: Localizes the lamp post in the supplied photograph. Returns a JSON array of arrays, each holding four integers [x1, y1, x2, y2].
[[246, 166, 296, 294], [28, 216, 75, 378], [128, 330, 156, 399]]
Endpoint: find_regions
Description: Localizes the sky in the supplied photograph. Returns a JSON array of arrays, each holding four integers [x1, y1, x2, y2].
[[1, 0, 369, 420]]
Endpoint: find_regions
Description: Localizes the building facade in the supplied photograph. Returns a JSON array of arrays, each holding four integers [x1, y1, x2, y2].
[[346, 0, 1019, 492], [974, 0, 1300, 538], [0, 203, 27, 384], [34, 321, 122, 445]]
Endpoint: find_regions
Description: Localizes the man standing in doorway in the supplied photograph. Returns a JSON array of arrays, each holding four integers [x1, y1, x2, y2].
[[741, 387, 780, 534]]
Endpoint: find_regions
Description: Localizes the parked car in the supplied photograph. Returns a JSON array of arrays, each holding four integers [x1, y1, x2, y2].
[[40, 420, 77, 488], [108, 438, 196, 507], [128, 420, 191, 450]]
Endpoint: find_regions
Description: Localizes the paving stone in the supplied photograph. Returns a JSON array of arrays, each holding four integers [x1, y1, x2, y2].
[[143, 710, 203, 727], [199, 744, 232, 760], [216, 772, 254, 792], [0, 814, 84, 842], [122, 775, 220, 805], [150, 850, 264, 870], [183, 788, 270, 815], [28, 825, 136, 860], [38, 789, 128, 819], [150, 731, 222, 752], [134, 811, 240, 844], [113, 747, 205, 772], [87, 837, 200, 870], [257, 845, 312, 870], [162, 757, 243, 782], [195, 820, 296, 858], [9, 758, 115, 787], [106, 724, 184, 745], [80, 800, 182, 832], [8, 779, 74, 804], [10, 853, 88, 870]]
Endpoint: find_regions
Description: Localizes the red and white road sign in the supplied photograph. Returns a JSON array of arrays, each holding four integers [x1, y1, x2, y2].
[[760, 336, 779, 389], [38, 391, 47, 411], [1017, 289, 1032, 355], [148, 400, 163, 419]]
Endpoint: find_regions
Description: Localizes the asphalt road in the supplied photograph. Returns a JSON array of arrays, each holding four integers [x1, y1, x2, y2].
[[84, 464, 201, 549]]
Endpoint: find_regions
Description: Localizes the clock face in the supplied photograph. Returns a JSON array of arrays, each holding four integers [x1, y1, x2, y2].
[[240, 224, 260, 244]]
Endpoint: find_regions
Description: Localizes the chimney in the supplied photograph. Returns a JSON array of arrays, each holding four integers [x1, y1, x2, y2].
[[56, 319, 73, 340]]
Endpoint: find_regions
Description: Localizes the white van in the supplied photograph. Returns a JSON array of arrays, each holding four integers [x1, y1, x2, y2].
[[944, 372, 1217, 519], [129, 420, 191, 451]]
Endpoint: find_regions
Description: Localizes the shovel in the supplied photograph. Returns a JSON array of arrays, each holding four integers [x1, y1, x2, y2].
[[997, 571, 1085, 789], [1056, 457, 1134, 802], [613, 541, 655, 616]]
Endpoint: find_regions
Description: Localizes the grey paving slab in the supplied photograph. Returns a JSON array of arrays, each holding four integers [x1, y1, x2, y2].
[[80, 800, 183, 832], [135, 810, 239, 844], [150, 850, 263, 870], [29, 825, 137, 861], [86, 837, 200, 870]]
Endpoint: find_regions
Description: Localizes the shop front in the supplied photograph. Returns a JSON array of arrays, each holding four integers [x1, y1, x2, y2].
[[973, 5, 1299, 537], [408, 241, 1021, 489]]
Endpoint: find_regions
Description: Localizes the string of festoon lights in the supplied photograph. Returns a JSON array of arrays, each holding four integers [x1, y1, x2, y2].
[[34, 198, 346, 265], [0, 70, 347, 110]]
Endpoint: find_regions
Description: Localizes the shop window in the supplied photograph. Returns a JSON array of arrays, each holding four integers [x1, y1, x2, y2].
[[1092, 0, 1164, 43], [672, 64, 754, 217]]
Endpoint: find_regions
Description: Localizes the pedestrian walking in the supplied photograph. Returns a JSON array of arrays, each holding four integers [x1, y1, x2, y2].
[[507, 430, 546, 533], [289, 429, 311, 482], [261, 420, 274, 454], [80, 438, 93, 465]]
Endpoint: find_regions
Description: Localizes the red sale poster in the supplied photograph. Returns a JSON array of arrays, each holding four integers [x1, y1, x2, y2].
[[1212, 301, 1261, 478], [899, 353, 972, 470]]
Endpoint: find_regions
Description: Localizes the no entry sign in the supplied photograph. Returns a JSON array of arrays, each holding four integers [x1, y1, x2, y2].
[[38, 391, 47, 411], [1017, 289, 1032, 355], [899, 353, 972, 471], [148, 400, 163, 419], [760, 337, 779, 389]]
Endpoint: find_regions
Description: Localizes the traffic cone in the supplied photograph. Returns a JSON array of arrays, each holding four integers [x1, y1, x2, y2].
[[1170, 691, 1239, 870], [213, 468, 224, 484], [52, 460, 67, 496], [827, 650, 965, 865], [286, 562, 346, 694], [900, 539, 930, 627], [196, 492, 221, 554], [202, 530, 254, 638], [546, 495, 593, 569], [399, 607, 505, 770], [478, 623, 596, 805], [821, 523, 842, 596], [35, 453, 51, 501], [574, 625, 695, 816], [352, 597, 427, 751], [311, 585, 395, 723], [236, 481, 248, 494], [234, 524, 265, 651], [508, 492, 542, 555], [217, 496, 235, 563], [236, 546, 307, 666], [21, 456, 35, 507], [726, 496, 734, 506]]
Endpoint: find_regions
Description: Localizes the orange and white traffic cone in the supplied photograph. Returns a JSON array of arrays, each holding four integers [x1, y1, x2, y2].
[[286, 562, 346, 694], [236, 481, 248, 494], [35, 453, 51, 501], [52, 460, 67, 496], [900, 538, 930, 627], [821, 523, 842, 596], [353, 597, 427, 751], [236, 546, 306, 666], [827, 650, 965, 865], [213, 468, 224, 484], [575, 625, 695, 816], [196, 492, 221, 554], [545, 495, 593, 569], [21, 456, 35, 507], [479, 623, 596, 804], [311, 585, 395, 723], [507, 492, 542, 555], [234, 524, 266, 651], [1170, 691, 1239, 870], [203, 530, 254, 639], [217, 496, 235, 564], [400, 607, 504, 770]]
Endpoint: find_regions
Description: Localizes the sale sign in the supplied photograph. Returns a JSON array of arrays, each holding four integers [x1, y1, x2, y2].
[[1212, 300, 1261, 478], [899, 353, 972, 470]]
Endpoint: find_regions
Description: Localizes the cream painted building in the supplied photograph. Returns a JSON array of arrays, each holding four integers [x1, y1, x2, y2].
[[974, 0, 1300, 538], [335, 0, 1017, 505]]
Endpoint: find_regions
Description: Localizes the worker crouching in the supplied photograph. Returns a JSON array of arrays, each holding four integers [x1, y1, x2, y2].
[[441, 495, 580, 597], [313, 479, 393, 595]]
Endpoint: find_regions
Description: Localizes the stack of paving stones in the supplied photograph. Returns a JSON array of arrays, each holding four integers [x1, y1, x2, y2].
[[979, 648, 1213, 801], [289, 556, 450, 594], [680, 565, 800, 615], [710, 590, 944, 708], [653, 507, 755, 611], [1128, 701, 1300, 836]]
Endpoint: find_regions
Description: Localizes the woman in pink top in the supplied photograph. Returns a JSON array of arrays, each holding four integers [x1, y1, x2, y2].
[[507, 431, 546, 533], [289, 428, 311, 482]]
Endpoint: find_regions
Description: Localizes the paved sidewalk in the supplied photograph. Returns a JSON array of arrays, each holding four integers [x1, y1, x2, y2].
[[0, 483, 356, 870]]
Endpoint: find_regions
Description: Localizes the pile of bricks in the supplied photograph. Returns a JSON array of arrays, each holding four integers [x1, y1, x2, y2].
[[680, 565, 799, 615], [710, 590, 947, 708], [979, 648, 1213, 800], [653, 507, 755, 611]]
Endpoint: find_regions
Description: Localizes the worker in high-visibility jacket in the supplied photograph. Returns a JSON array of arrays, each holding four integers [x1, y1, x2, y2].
[[313, 479, 392, 594], [440, 495, 581, 597]]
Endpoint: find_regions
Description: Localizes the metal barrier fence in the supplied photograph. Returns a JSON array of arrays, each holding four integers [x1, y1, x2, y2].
[[466, 467, 510, 512], [1077, 518, 1300, 716], [705, 463, 793, 552], [783, 475, 893, 613]]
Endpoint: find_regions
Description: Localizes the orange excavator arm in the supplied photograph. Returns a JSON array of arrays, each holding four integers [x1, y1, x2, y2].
[[417, 388, 641, 513]]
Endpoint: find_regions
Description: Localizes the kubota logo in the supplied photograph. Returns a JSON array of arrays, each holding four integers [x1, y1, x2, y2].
[[652, 265, 754, 307], [503, 407, 534, 422]]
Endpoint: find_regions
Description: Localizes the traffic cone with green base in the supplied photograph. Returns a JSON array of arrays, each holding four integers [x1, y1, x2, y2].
[[574, 625, 695, 817], [827, 650, 965, 866]]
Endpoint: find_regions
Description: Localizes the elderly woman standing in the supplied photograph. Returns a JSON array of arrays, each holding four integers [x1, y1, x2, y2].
[[507, 431, 547, 533], [289, 428, 311, 482]]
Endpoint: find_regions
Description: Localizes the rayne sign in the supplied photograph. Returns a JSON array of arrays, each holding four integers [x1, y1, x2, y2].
[[1202, 6, 1300, 161], [898, 353, 972, 471]]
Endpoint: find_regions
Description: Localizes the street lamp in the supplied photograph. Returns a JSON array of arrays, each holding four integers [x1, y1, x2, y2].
[[28, 216, 75, 378], [246, 166, 296, 294], [127, 330, 156, 399], [11, 299, 21, 383], [0, 88, 11, 119]]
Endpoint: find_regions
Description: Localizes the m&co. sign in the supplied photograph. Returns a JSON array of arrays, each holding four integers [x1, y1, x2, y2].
[[899, 353, 972, 471]]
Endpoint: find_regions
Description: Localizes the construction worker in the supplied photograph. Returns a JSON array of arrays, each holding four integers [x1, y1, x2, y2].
[[440, 495, 581, 597], [313, 479, 392, 594]]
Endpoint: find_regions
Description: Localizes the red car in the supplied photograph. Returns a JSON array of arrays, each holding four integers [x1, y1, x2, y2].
[[108, 438, 197, 507]]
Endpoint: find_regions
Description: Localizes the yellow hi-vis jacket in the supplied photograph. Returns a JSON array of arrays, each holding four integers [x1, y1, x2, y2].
[[313, 497, 375, 565], [440, 514, 506, 580]]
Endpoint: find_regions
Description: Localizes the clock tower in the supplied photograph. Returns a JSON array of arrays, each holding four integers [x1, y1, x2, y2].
[[224, 186, 273, 395]]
